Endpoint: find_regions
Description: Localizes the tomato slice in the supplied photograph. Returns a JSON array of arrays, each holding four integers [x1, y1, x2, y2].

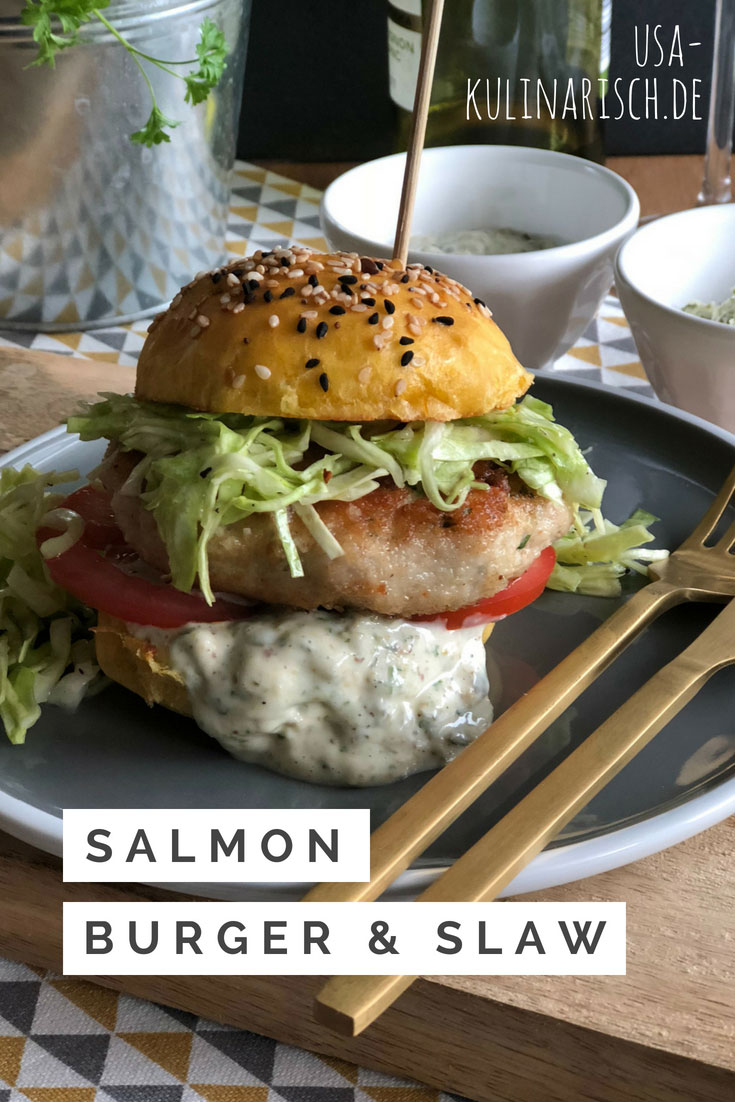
[[416, 546, 556, 630], [38, 488, 250, 628]]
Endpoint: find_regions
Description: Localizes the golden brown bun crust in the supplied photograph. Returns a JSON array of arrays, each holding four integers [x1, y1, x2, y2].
[[95, 613, 191, 717], [136, 249, 531, 421]]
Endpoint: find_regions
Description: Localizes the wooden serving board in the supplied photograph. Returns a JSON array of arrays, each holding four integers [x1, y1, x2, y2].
[[0, 347, 734, 1101]]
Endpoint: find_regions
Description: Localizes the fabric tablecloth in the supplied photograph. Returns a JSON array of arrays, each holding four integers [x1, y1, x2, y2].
[[0, 160, 651, 1101]]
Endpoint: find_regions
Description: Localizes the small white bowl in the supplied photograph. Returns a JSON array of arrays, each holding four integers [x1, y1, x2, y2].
[[320, 145, 640, 369], [615, 204, 735, 433]]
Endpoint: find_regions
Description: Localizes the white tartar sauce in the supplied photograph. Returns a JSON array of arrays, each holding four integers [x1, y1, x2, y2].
[[130, 610, 493, 787], [411, 227, 563, 255]]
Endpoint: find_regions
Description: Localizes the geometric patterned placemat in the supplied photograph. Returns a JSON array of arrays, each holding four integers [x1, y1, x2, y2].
[[0, 160, 651, 1100], [0, 959, 465, 1101], [0, 160, 652, 397]]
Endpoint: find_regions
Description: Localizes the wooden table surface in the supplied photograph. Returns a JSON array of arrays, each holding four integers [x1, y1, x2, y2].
[[0, 156, 733, 1102], [256, 153, 724, 219]]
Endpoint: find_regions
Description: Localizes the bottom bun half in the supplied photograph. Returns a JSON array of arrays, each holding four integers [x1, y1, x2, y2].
[[94, 612, 192, 717]]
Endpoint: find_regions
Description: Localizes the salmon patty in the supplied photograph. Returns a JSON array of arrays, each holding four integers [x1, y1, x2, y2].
[[98, 447, 571, 616]]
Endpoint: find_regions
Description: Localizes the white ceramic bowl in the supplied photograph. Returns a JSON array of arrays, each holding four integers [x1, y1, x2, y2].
[[320, 145, 640, 369], [615, 204, 735, 433]]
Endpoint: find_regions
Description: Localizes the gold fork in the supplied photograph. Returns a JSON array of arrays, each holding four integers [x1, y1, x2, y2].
[[304, 467, 735, 1030]]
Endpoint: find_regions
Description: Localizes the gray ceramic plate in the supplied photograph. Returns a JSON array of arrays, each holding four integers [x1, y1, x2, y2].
[[1, 377, 734, 899]]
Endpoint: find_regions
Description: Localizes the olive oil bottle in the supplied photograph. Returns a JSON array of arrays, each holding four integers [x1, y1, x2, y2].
[[387, 0, 611, 161]]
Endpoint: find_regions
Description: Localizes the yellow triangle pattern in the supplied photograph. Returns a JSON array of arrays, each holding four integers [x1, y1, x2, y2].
[[0, 1035, 25, 1086], [21, 1091, 97, 1102], [191, 1088, 269, 1102], [262, 220, 294, 236], [567, 344, 602, 366], [50, 978, 118, 1031], [119, 1031, 192, 1081], [608, 360, 647, 379]]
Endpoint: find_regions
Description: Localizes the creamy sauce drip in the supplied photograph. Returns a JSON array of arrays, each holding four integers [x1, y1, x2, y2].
[[130, 610, 493, 787], [411, 227, 564, 256]]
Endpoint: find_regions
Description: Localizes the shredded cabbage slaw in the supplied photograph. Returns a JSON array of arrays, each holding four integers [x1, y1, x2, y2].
[[69, 393, 666, 604], [0, 466, 104, 744]]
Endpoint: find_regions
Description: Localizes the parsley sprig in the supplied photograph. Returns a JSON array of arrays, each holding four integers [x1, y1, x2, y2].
[[21, 1, 227, 146]]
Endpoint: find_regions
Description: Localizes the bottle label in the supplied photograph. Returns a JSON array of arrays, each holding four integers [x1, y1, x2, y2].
[[388, 16, 421, 111]]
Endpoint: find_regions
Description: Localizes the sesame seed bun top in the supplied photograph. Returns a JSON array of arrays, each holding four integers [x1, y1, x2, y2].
[[135, 248, 532, 421]]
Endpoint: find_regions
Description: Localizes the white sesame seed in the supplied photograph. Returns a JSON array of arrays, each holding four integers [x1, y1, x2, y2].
[[382, 316, 394, 330], [287, 268, 305, 278], [220, 293, 231, 305], [411, 298, 425, 309], [301, 284, 314, 297], [171, 292, 182, 307], [351, 303, 368, 312], [189, 325, 201, 338], [305, 261, 324, 272], [248, 271, 264, 282], [313, 285, 326, 296], [196, 314, 210, 328], [254, 363, 271, 379], [255, 264, 265, 274], [187, 308, 197, 319], [358, 366, 372, 384], [264, 279, 279, 288], [373, 334, 386, 349], [300, 310, 318, 319], [409, 323, 422, 337], [232, 302, 244, 313], [232, 373, 246, 388], [395, 378, 407, 396], [268, 314, 279, 328], [413, 355, 426, 366], [243, 261, 255, 271], [226, 272, 240, 287]]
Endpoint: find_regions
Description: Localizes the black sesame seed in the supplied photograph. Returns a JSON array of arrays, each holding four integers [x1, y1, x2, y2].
[[376, 261, 384, 270], [297, 318, 307, 333], [399, 336, 414, 345], [401, 350, 414, 366], [362, 297, 376, 307], [338, 274, 357, 285], [384, 299, 395, 314], [329, 305, 346, 315], [242, 337, 249, 344], [280, 257, 290, 266], [424, 264, 434, 273], [308, 273, 318, 287], [319, 372, 329, 392], [263, 290, 273, 303], [368, 312, 379, 325], [305, 358, 320, 370], [279, 286, 295, 299], [400, 273, 410, 283], [261, 250, 272, 258], [316, 321, 328, 339], [211, 271, 222, 283], [248, 279, 259, 291], [232, 268, 244, 278], [474, 297, 486, 307], [242, 292, 254, 305], [433, 315, 454, 325]]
